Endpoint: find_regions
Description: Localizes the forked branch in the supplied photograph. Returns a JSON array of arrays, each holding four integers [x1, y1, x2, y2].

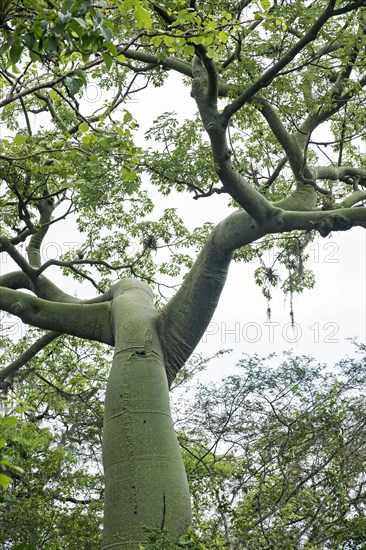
[[191, 56, 277, 224], [222, 0, 338, 123]]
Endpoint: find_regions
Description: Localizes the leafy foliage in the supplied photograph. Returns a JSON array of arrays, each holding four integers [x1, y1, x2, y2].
[[2, 342, 366, 548], [174, 344, 366, 549], [0, 333, 108, 548]]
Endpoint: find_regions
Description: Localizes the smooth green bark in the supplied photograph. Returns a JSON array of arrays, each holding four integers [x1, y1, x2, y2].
[[102, 279, 191, 549]]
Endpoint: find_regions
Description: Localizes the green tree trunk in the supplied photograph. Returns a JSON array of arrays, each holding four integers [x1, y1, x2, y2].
[[102, 280, 191, 549]]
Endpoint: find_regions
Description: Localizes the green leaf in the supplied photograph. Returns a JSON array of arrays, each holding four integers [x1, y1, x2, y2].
[[9, 41, 23, 65], [81, 133, 93, 145], [107, 42, 118, 56], [100, 25, 112, 42], [218, 31, 229, 43], [150, 35, 163, 47], [260, 0, 271, 10], [206, 46, 219, 62], [223, 11, 233, 20], [123, 110, 133, 124], [134, 3, 153, 29], [69, 19, 85, 38], [202, 34, 214, 46], [0, 473, 11, 489], [8, 464, 25, 474], [23, 32, 36, 50], [45, 36, 58, 54], [102, 51, 113, 71], [189, 36, 204, 45], [49, 89, 60, 102], [14, 134, 27, 146], [205, 21, 217, 31], [74, 17, 88, 28], [4, 416, 17, 427], [79, 121, 89, 133], [163, 35, 175, 47], [184, 44, 195, 56], [74, 69, 87, 86], [66, 75, 84, 96]]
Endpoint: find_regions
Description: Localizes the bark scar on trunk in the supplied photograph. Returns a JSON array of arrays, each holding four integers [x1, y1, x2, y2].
[[161, 493, 166, 531]]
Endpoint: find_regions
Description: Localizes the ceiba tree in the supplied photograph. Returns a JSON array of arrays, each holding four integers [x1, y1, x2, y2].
[[0, 0, 365, 547]]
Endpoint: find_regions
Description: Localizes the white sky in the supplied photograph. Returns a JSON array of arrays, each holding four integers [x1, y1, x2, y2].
[[1, 73, 365, 381]]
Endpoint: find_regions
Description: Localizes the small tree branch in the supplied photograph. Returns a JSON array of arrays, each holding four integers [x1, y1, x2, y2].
[[261, 157, 288, 191], [0, 331, 61, 383], [252, 98, 314, 183], [27, 193, 58, 268], [222, 0, 337, 122], [312, 73, 366, 128], [332, 0, 366, 15], [34, 251, 148, 277], [0, 236, 36, 279]]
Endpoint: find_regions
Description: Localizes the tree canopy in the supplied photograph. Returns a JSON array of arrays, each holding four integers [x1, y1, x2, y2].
[[0, 0, 366, 547]]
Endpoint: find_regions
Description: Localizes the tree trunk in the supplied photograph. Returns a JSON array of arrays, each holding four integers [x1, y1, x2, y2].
[[102, 280, 191, 549]]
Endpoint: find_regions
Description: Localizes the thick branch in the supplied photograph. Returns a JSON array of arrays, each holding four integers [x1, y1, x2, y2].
[[196, 49, 219, 106], [160, 235, 232, 386], [0, 236, 36, 279], [339, 190, 366, 208], [314, 166, 366, 183], [27, 195, 57, 267], [191, 57, 276, 224], [0, 288, 112, 344], [0, 270, 82, 304], [279, 206, 366, 236], [162, 195, 364, 382], [252, 98, 314, 183]]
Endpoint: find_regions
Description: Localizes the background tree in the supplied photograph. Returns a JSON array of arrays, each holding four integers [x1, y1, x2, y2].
[[0, 334, 108, 549], [176, 344, 366, 549], [0, 0, 365, 547], [2, 344, 366, 549]]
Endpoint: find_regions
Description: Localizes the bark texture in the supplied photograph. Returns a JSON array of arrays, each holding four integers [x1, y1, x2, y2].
[[102, 279, 191, 549]]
